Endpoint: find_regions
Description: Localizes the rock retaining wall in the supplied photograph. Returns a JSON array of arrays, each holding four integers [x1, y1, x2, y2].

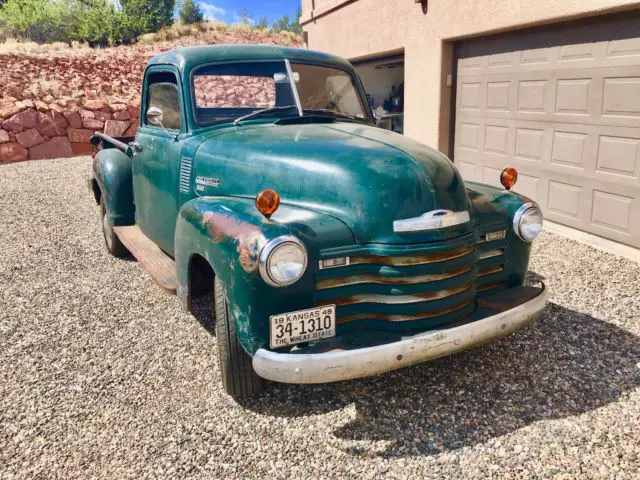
[[0, 100, 140, 163]]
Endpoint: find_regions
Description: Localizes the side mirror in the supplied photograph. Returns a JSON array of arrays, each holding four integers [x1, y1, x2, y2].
[[146, 107, 164, 126]]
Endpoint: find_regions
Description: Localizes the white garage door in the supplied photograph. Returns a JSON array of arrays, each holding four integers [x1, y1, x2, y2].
[[454, 13, 640, 248]]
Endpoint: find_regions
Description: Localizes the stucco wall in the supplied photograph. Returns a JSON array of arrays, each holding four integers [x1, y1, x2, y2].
[[302, 0, 640, 154]]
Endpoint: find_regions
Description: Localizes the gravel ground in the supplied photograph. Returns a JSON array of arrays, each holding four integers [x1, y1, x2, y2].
[[1, 156, 639, 479]]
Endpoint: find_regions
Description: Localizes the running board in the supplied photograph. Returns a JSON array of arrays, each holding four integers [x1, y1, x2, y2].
[[113, 225, 178, 294]]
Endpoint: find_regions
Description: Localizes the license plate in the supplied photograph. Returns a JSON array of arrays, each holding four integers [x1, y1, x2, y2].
[[269, 305, 336, 349]]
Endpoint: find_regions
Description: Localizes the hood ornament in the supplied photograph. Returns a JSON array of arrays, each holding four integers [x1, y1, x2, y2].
[[393, 210, 470, 233]]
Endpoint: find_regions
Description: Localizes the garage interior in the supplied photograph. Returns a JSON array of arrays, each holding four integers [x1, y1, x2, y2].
[[453, 13, 640, 248], [353, 54, 405, 134]]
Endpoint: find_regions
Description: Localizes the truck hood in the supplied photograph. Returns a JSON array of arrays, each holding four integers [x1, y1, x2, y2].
[[193, 122, 471, 244]]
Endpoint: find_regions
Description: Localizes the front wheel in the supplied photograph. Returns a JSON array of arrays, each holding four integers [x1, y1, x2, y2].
[[214, 277, 264, 399], [100, 199, 127, 257]]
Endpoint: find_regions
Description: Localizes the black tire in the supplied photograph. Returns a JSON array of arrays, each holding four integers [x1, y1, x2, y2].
[[214, 277, 264, 399], [100, 199, 127, 258]]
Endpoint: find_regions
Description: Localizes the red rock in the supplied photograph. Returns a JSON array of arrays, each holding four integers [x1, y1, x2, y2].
[[68, 128, 94, 143], [103, 120, 130, 137], [110, 103, 128, 112], [36, 111, 68, 137], [113, 111, 131, 121], [16, 128, 45, 148], [2, 108, 38, 134], [0, 104, 22, 119], [71, 142, 94, 156], [17, 100, 35, 109], [64, 111, 82, 129], [29, 136, 74, 160], [79, 109, 95, 119], [123, 123, 138, 137], [94, 111, 112, 122], [83, 99, 108, 111], [0, 129, 9, 144], [127, 104, 140, 118], [34, 101, 49, 112], [0, 143, 29, 163], [82, 118, 104, 130]]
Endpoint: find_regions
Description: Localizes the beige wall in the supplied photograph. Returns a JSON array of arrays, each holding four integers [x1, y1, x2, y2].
[[302, 0, 640, 154]]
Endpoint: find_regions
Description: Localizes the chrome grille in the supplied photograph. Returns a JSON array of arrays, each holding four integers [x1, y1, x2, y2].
[[315, 241, 477, 327], [475, 228, 507, 292], [315, 229, 509, 328], [179, 157, 192, 194]]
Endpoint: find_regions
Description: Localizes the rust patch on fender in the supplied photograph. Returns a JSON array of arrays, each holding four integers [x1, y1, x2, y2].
[[202, 211, 265, 272]]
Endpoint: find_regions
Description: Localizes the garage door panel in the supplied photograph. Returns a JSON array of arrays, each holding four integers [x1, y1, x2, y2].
[[455, 13, 640, 247]]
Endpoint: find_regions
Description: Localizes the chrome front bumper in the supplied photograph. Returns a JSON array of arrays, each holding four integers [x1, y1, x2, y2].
[[253, 284, 548, 384]]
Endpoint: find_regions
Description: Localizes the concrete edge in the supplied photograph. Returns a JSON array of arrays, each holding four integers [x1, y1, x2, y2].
[[543, 220, 640, 265]]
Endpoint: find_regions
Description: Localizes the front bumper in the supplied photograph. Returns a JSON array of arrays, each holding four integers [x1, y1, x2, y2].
[[253, 283, 548, 384]]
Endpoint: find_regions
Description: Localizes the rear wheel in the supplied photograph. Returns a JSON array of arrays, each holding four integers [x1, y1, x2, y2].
[[214, 277, 264, 399], [100, 199, 127, 257]]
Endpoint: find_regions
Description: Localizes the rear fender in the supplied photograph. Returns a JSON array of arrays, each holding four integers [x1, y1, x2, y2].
[[92, 149, 134, 226]]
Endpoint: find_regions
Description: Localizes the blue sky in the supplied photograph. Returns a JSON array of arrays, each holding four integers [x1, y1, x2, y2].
[[197, 1, 300, 24]]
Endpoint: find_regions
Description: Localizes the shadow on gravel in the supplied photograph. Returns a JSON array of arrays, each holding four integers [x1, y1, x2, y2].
[[243, 289, 640, 458]]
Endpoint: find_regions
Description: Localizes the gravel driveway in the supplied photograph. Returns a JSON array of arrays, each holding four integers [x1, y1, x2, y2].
[[1, 157, 639, 479]]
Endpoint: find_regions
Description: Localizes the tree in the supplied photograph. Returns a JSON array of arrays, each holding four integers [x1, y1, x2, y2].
[[0, 0, 75, 43], [255, 17, 268, 30], [236, 8, 253, 25], [270, 13, 289, 33], [120, 0, 174, 34], [179, 0, 203, 24], [291, 3, 302, 35], [271, 2, 302, 34]]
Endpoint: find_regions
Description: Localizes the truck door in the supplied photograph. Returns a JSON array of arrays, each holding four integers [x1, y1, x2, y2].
[[132, 67, 186, 255]]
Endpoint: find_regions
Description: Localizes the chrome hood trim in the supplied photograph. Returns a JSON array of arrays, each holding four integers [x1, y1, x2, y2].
[[393, 210, 470, 233]]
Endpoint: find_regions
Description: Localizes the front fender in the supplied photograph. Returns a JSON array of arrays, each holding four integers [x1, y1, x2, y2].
[[175, 197, 355, 354], [466, 181, 534, 287], [92, 149, 134, 226]]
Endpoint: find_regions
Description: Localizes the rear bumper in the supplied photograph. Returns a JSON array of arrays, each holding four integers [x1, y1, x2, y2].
[[253, 283, 548, 384]]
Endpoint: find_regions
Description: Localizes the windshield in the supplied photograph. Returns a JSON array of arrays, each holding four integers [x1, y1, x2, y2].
[[291, 62, 368, 119], [192, 61, 369, 126]]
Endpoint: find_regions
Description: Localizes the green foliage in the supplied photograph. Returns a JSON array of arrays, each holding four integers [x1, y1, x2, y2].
[[0, 0, 177, 45], [120, 0, 175, 35], [271, 3, 302, 35], [255, 17, 268, 30], [179, 0, 203, 25], [0, 0, 75, 43]]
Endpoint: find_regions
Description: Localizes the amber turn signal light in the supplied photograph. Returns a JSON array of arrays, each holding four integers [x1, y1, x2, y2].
[[500, 167, 518, 190], [256, 189, 280, 217]]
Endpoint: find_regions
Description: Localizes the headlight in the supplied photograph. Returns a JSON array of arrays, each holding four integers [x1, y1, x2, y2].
[[259, 235, 308, 287], [513, 202, 543, 242]]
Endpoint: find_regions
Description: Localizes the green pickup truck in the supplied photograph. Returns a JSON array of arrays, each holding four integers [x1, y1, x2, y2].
[[91, 45, 548, 400]]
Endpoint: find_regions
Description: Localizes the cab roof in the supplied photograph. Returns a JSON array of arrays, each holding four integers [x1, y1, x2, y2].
[[148, 44, 354, 73]]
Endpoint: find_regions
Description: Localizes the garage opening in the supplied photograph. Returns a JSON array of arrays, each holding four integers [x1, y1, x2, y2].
[[353, 53, 405, 134]]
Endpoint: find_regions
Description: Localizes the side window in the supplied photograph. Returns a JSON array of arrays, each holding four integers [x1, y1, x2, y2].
[[146, 71, 182, 131]]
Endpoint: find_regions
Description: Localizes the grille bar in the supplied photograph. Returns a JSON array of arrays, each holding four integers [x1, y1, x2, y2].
[[347, 246, 474, 267], [336, 300, 472, 324], [478, 249, 503, 260], [317, 266, 472, 290], [318, 283, 472, 307], [478, 265, 504, 277]]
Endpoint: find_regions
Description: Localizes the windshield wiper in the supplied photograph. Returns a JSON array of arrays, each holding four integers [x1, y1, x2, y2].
[[234, 105, 298, 125], [302, 109, 369, 123]]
